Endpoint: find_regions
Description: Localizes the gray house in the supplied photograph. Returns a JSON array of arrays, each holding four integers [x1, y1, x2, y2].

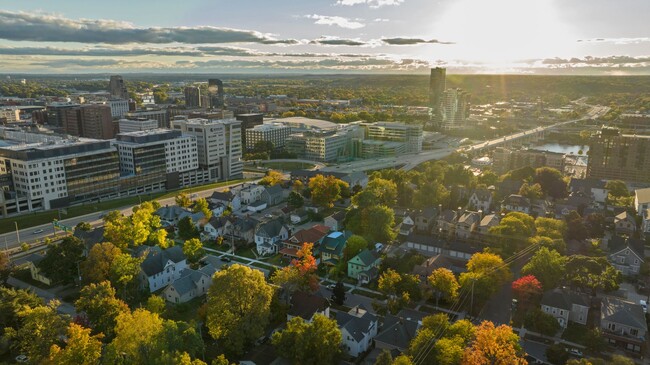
[[607, 236, 645, 276], [262, 185, 284, 206], [601, 296, 647, 352], [540, 289, 590, 328]]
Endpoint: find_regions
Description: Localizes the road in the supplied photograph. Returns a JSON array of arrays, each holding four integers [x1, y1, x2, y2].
[[1, 180, 251, 252], [321, 104, 609, 174]]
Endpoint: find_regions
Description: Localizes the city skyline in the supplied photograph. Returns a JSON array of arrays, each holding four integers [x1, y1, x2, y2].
[[0, 0, 648, 74]]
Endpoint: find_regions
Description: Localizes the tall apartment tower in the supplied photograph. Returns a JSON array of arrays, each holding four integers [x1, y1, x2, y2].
[[429, 68, 446, 125], [587, 127, 650, 183], [171, 118, 243, 181], [109, 75, 129, 100], [62, 104, 115, 139], [207, 79, 225, 109], [184, 86, 201, 108], [440, 88, 470, 131]]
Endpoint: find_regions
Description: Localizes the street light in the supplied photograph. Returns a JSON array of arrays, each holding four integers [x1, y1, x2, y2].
[[14, 222, 20, 244]]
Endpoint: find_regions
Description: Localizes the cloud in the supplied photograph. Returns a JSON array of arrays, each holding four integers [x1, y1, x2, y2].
[[306, 15, 365, 29], [310, 37, 368, 46], [381, 37, 454, 45], [540, 55, 650, 65], [0, 10, 297, 44], [336, 0, 404, 8], [577, 37, 650, 45], [374, 18, 390, 22]]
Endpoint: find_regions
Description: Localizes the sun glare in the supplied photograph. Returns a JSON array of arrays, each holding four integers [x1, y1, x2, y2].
[[428, 0, 576, 64]]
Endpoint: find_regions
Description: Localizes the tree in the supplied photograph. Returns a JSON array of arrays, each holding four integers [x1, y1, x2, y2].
[[366, 178, 398, 206], [428, 268, 459, 305], [521, 247, 567, 290], [374, 349, 394, 365], [534, 167, 567, 199], [272, 243, 319, 300], [433, 336, 466, 365], [183, 238, 205, 264], [5, 302, 68, 363], [459, 252, 511, 312], [605, 180, 629, 198], [103, 211, 132, 250], [379, 269, 421, 312], [563, 210, 588, 241], [75, 281, 129, 340], [534, 217, 567, 239], [462, 321, 526, 365], [584, 213, 605, 238], [75, 221, 92, 232], [0, 250, 10, 283], [546, 343, 569, 365], [309, 174, 349, 208], [287, 191, 304, 209], [207, 264, 274, 355], [408, 314, 451, 363], [259, 170, 284, 186], [489, 212, 535, 256], [109, 253, 143, 300], [193, 197, 212, 220], [331, 282, 346, 305], [146, 295, 166, 314], [80, 242, 121, 284], [39, 236, 85, 284], [0, 287, 44, 331], [518, 182, 543, 199], [478, 170, 499, 187], [344, 235, 368, 263], [393, 355, 414, 365], [48, 323, 103, 365], [511, 275, 542, 306], [178, 216, 199, 240], [565, 255, 621, 294], [272, 314, 342, 365], [524, 308, 561, 336], [176, 192, 192, 208]]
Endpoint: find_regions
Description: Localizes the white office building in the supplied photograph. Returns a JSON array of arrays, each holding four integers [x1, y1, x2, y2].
[[172, 118, 243, 181], [118, 118, 159, 133], [361, 122, 423, 153], [245, 123, 292, 150], [108, 99, 129, 118]]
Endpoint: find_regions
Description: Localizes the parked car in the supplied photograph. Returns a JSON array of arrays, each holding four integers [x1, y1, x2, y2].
[[15, 355, 28, 363], [220, 256, 232, 262], [640, 300, 647, 313], [568, 348, 583, 357]]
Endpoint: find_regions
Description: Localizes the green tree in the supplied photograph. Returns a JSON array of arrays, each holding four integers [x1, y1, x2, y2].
[[75, 221, 92, 232], [605, 180, 629, 198], [478, 170, 499, 186], [428, 267, 459, 305], [109, 253, 144, 300], [176, 192, 192, 208], [331, 282, 347, 305], [521, 247, 566, 290], [374, 349, 393, 365], [0, 250, 10, 283], [459, 252, 511, 313], [0, 287, 43, 331], [534, 167, 567, 199], [75, 281, 129, 340], [524, 308, 561, 336], [207, 264, 274, 355], [178, 216, 199, 240], [518, 182, 544, 199], [80, 242, 122, 284], [183, 238, 205, 265], [309, 174, 349, 208], [146, 295, 166, 314], [546, 343, 569, 365], [565, 255, 621, 294], [565, 210, 589, 241], [48, 323, 103, 365], [5, 302, 68, 363], [193, 197, 212, 220], [39, 236, 85, 284], [103, 211, 132, 250], [272, 314, 342, 365], [343, 235, 368, 263], [489, 212, 535, 256], [287, 191, 304, 209], [534, 217, 567, 239], [584, 213, 606, 238], [366, 178, 398, 206]]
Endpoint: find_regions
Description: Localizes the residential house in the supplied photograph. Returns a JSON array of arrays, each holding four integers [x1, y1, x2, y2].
[[320, 231, 350, 266], [374, 311, 423, 352], [614, 211, 636, 235], [642, 209, 650, 238], [254, 218, 289, 256], [163, 264, 217, 303], [280, 225, 330, 259], [239, 184, 265, 205], [209, 203, 226, 218], [137, 246, 188, 292], [477, 213, 500, 235], [530, 198, 551, 217], [223, 216, 258, 244], [203, 216, 229, 240], [246, 200, 267, 213], [412, 207, 438, 234], [607, 236, 645, 276], [468, 188, 492, 212], [540, 289, 590, 328], [501, 194, 531, 214], [347, 249, 382, 284], [635, 188, 650, 217], [177, 210, 206, 229], [14, 253, 52, 285], [456, 210, 482, 240], [290, 209, 309, 225], [399, 214, 415, 237], [337, 306, 379, 357], [412, 254, 459, 288], [436, 209, 458, 237], [210, 190, 241, 211], [404, 233, 481, 263], [287, 291, 330, 323], [324, 210, 346, 231], [569, 178, 608, 204], [73, 227, 105, 256], [155, 205, 192, 225], [262, 185, 284, 206], [600, 296, 647, 352]]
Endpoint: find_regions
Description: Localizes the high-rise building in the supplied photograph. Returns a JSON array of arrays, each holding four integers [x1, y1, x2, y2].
[[429, 68, 446, 124], [361, 122, 423, 153], [118, 118, 159, 133], [287, 130, 351, 162], [235, 113, 264, 147], [109, 75, 129, 100], [245, 123, 292, 150], [126, 109, 169, 128], [184, 86, 201, 108], [108, 99, 129, 118], [45, 103, 80, 127], [172, 118, 242, 181], [207, 79, 225, 109], [440, 88, 470, 131], [62, 104, 115, 139], [587, 127, 650, 183], [114, 129, 198, 175]]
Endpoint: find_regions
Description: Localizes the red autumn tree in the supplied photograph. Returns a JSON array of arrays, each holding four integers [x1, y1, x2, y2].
[[511, 275, 543, 306]]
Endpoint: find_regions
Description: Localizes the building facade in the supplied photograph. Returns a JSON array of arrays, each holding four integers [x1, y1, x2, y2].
[[588, 127, 650, 183], [362, 122, 423, 153], [114, 129, 198, 175], [440, 88, 470, 131], [109, 75, 129, 100], [245, 123, 292, 150], [429, 67, 446, 125], [108, 99, 129, 118], [118, 118, 159, 134], [184, 86, 201, 108], [62, 104, 116, 140]]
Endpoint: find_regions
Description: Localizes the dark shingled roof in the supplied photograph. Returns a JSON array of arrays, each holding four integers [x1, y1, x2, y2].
[[374, 314, 420, 351], [541, 290, 589, 311], [288, 291, 329, 320], [472, 188, 492, 202], [139, 246, 186, 277], [601, 296, 648, 331], [210, 190, 235, 202], [336, 308, 377, 342], [255, 218, 286, 238]]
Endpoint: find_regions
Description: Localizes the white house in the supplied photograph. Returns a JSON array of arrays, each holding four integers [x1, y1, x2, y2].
[[138, 246, 188, 292], [468, 188, 492, 212], [540, 289, 590, 328], [239, 184, 265, 205], [635, 188, 650, 217], [254, 218, 289, 256], [337, 306, 378, 358], [210, 190, 241, 211], [203, 216, 228, 240]]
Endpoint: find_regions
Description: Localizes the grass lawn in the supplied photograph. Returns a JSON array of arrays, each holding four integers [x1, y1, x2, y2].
[[561, 322, 588, 345], [352, 289, 386, 301], [0, 179, 249, 234], [163, 296, 205, 323], [262, 254, 287, 267], [251, 262, 275, 271], [260, 161, 315, 171], [235, 247, 257, 259]]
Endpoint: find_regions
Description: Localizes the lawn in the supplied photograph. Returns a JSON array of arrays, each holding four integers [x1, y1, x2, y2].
[[561, 322, 588, 345], [351, 289, 386, 301], [259, 161, 315, 171], [163, 296, 205, 323], [0, 179, 249, 234]]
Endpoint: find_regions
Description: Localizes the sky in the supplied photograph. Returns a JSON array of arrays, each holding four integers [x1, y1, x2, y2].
[[0, 0, 648, 74]]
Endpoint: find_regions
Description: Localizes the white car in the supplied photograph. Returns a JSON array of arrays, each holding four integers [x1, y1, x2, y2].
[[640, 300, 648, 313], [15, 355, 28, 363], [568, 349, 583, 357], [32, 229, 44, 234]]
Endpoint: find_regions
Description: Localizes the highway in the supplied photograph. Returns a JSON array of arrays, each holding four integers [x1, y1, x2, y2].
[[322, 104, 609, 174], [1, 180, 249, 253]]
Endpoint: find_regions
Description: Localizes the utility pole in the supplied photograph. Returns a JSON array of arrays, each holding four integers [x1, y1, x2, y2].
[[14, 222, 19, 244], [470, 279, 475, 319]]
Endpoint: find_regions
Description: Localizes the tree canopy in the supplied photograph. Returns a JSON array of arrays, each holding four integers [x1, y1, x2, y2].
[[272, 314, 342, 365]]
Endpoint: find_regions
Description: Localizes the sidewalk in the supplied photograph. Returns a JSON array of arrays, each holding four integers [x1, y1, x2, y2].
[[7, 276, 77, 316]]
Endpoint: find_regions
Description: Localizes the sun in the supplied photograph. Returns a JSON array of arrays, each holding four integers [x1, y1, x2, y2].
[[427, 0, 577, 64]]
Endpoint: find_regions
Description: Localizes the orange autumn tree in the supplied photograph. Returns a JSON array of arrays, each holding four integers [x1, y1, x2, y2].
[[463, 321, 527, 365], [272, 243, 319, 300]]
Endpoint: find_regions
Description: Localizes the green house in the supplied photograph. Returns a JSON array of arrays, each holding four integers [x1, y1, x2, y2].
[[347, 249, 382, 284], [320, 231, 351, 266]]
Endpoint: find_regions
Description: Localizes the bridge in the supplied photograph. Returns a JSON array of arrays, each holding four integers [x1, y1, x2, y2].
[[321, 104, 609, 174]]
